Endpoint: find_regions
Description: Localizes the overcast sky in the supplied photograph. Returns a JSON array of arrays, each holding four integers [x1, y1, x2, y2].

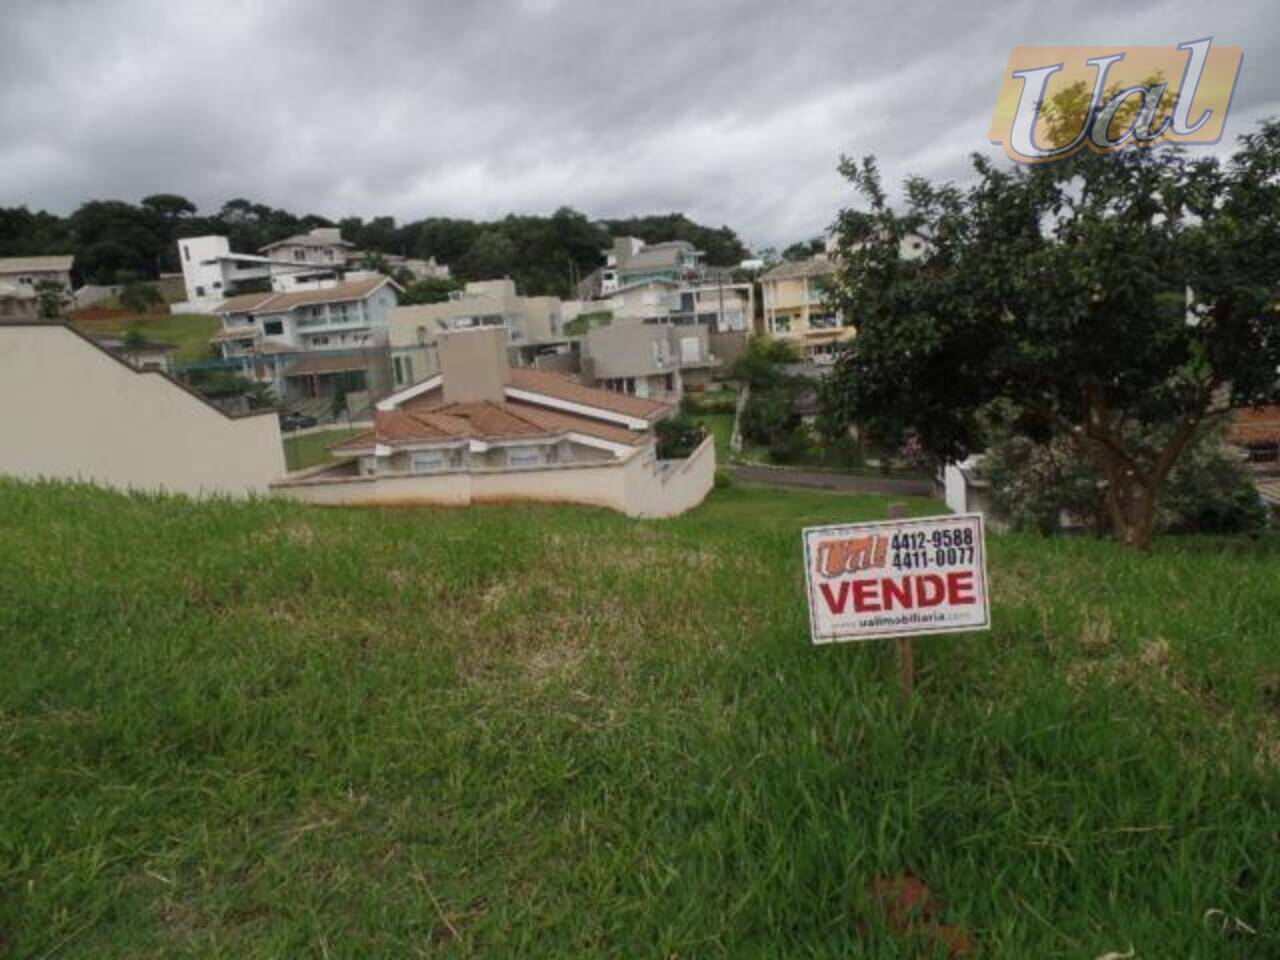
[[2, 1, 1275, 250]]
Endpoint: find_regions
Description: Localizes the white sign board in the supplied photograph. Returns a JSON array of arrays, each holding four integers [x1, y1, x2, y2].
[[802, 513, 990, 644]]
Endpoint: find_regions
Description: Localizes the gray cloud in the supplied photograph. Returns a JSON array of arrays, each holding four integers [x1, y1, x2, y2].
[[1, 0, 1275, 249]]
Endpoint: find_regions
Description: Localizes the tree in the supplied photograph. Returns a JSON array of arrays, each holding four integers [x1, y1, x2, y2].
[[119, 280, 163, 314], [655, 414, 706, 459], [825, 121, 1280, 550], [782, 237, 825, 261], [400, 276, 462, 305], [34, 279, 69, 320], [141, 194, 197, 221]]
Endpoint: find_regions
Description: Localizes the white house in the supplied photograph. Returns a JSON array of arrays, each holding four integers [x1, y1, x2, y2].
[[174, 228, 359, 313]]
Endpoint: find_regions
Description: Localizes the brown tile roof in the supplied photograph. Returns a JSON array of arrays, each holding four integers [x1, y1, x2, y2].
[[334, 397, 652, 452], [260, 232, 355, 252], [216, 276, 390, 315], [761, 256, 833, 283], [507, 366, 668, 421], [286, 353, 373, 377], [0, 255, 74, 274], [1228, 407, 1280, 446], [508, 401, 650, 447], [210, 326, 258, 342]]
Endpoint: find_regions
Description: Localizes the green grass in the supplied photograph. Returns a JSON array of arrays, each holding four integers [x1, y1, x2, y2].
[[1, 480, 1278, 957], [72, 312, 222, 364], [695, 412, 734, 462], [283, 427, 365, 472]]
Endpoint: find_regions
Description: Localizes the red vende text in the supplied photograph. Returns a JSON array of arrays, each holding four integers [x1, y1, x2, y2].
[[818, 571, 976, 615]]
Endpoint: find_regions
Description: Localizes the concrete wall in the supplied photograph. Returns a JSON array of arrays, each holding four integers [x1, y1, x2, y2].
[[0, 324, 285, 497], [273, 435, 716, 519]]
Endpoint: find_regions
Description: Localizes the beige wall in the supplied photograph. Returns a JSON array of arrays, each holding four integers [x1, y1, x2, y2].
[[273, 435, 716, 519], [0, 325, 285, 497]]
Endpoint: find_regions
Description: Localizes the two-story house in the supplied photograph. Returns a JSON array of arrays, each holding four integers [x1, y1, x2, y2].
[[580, 320, 717, 400], [271, 326, 716, 518], [0, 256, 75, 319], [759, 255, 850, 363], [259, 227, 354, 269], [211, 275, 400, 403], [387, 278, 564, 388], [581, 238, 751, 334], [175, 228, 356, 313]]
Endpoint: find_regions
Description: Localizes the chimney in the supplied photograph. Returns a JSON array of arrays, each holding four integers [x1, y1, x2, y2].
[[437, 327, 511, 404]]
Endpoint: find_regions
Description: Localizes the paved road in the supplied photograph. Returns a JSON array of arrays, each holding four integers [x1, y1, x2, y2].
[[728, 464, 935, 498]]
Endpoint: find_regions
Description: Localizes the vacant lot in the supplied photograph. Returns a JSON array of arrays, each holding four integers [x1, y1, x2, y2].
[[283, 427, 365, 472], [1, 481, 1276, 957], [71, 312, 221, 363]]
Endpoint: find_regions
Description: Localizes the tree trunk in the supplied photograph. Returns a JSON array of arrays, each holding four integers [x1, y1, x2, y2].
[[1095, 448, 1158, 551]]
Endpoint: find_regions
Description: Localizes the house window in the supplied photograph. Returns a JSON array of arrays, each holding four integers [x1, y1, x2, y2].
[[507, 446, 542, 468], [293, 249, 305, 261], [772, 315, 791, 334], [810, 313, 838, 330], [183, 245, 190, 262], [411, 450, 447, 473], [18, 276, 32, 285], [195, 285, 205, 297], [263, 320, 284, 336], [325, 249, 334, 261]]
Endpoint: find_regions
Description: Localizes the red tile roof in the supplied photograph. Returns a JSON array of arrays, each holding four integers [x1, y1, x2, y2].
[[216, 276, 390, 315], [332, 397, 651, 453], [1229, 407, 1280, 445], [507, 366, 668, 420]]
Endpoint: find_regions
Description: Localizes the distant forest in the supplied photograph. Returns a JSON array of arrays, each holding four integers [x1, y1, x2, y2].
[[0, 195, 751, 298]]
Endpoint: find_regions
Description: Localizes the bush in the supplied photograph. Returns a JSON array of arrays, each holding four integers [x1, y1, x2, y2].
[[979, 425, 1267, 537], [680, 391, 737, 416], [728, 335, 799, 389], [768, 422, 814, 465], [118, 281, 163, 314], [713, 468, 733, 489], [1159, 438, 1269, 535], [655, 414, 706, 459]]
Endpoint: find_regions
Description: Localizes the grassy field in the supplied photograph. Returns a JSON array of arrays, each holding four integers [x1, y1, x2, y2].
[[71, 312, 221, 363], [695, 412, 734, 462], [283, 427, 365, 472], [1, 480, 1278, 957]]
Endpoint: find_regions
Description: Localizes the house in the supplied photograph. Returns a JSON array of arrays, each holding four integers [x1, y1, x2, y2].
[[1227, 406, 1280, 521], [272, 326, 715, 517], [584, 237, 703, 295], [581, 319, 717, 400], [582, 238, 752, 333], [0, 255, 75, 296], [211, 275, 400, 404], [259, 227, 354, 268], [759, 255, 851, 363], [89, 333, 177, 373], [174, 228, 357, 313], [0, 322, 283, 497], [0, 281, 38, 320], [355, 252, 451, 281], [387, 278, 565, 388]]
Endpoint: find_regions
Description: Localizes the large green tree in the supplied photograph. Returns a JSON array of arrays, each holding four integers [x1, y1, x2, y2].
[[825, 122, 1280, 550]]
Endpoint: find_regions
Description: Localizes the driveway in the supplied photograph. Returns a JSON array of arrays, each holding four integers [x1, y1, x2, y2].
[[727, 463, 935, 498]]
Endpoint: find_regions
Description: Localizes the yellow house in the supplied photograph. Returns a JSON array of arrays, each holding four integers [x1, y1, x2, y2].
[[758, 255, 852, 363]]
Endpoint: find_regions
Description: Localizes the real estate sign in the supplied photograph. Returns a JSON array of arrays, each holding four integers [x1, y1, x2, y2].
[[802, 514, 990, 644]]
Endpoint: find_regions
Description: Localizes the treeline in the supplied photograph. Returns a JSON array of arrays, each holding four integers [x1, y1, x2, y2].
[[0, 196, 750, 297]]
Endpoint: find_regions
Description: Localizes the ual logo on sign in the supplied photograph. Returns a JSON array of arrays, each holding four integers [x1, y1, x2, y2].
[[990, 39, 1243, 164], [815, 535, 888, 578]]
